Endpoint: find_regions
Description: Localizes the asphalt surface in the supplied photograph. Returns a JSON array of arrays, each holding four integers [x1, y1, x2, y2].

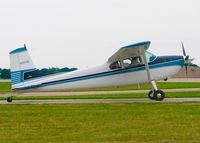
[[1, 98, 200, 104]]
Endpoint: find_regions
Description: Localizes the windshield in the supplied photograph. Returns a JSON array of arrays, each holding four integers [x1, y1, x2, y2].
[[145, 51, 156, 63]]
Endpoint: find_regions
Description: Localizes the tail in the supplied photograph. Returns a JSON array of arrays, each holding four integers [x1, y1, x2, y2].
[[9, 45, 36, 86]]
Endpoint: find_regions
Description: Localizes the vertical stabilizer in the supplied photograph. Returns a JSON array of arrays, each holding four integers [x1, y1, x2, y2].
[[9, 45, 36, 85]]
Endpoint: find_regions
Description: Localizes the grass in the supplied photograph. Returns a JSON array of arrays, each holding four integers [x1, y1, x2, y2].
[[1, 81, 200, 143], [1, 91, 200, 100], [0, 82, 200, 92], [0, 103, 200, 143], [0, 82, 11, 92]]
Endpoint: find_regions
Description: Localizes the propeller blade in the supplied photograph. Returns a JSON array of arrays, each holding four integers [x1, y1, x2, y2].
[[189, 58, 195, 63], [182, 42, 186, 57]]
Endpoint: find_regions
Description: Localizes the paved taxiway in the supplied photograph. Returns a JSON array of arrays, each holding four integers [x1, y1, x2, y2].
[[1, 98, 200, 104]]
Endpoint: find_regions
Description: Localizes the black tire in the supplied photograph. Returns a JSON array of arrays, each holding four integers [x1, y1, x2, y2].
[[148, 90, 155, 100], [7, 97, 13, 103], [154, 90, 165, 101]]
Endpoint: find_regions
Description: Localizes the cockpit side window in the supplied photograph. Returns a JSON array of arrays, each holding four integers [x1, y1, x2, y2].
[[131, 56, 142, 66], [109, 52, 156, 70], [122, 56, 143, 68], [123, 59, 132, 67], [109, 61, 122, 70]]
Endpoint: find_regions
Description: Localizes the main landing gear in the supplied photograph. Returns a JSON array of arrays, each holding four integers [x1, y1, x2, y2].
[[148, 81, 165, 101], [141, 48, 165, 101], [148, 90, 165, 101]]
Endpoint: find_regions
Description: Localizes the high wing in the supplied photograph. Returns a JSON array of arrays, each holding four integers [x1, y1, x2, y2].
[[108, 41, 151, 63]]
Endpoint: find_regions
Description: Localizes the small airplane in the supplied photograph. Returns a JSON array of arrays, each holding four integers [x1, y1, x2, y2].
[[7, 41, 192, 102]]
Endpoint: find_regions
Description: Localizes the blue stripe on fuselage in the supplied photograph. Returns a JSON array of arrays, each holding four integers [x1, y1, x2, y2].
[[13, 57, 184, 91]]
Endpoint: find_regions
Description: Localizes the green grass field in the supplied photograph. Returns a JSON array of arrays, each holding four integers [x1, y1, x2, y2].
[[0, 82, 11, 92], [0, 103, 200, 143], [1, 82, 200, 92], [1, 81, 200, 143]]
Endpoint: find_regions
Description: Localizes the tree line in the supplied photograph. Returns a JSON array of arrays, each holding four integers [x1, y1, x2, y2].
[[0, 67, 77, 79]]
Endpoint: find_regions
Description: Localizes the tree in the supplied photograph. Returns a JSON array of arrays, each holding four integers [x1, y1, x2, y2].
[[60, 67, 77, 72], [1, 69, 11, 79], [40, 68, 49, 76], [48, 67, 61, 75]]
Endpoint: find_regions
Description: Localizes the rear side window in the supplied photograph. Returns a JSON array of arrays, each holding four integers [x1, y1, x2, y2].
[[24, 70, 44, 80]]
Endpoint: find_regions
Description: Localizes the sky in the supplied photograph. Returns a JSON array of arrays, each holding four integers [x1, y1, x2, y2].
[[0, 0, 200, 69]]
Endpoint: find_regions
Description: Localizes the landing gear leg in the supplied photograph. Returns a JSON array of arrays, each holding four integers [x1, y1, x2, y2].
[[148, 81, 165, 101]]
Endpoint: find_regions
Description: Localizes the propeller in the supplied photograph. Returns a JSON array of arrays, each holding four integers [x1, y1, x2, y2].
[[181, 42, 194, 78]]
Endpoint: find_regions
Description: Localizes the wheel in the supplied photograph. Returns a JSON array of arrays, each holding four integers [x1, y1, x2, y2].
[[7, 97, 13, 103], [148, 90, 155, 100], [154, 90, 165, 101]]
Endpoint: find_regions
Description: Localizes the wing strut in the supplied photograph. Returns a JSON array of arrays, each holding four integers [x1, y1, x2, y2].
[[141, 47, 165, 101], [141, 47, 158, 91]]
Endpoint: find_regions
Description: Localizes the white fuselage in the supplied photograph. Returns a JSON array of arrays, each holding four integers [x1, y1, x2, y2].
[[13, 58, 183, 92]]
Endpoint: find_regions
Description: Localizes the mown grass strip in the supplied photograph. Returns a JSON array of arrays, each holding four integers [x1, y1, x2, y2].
[[1, 91, 200, 100]]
